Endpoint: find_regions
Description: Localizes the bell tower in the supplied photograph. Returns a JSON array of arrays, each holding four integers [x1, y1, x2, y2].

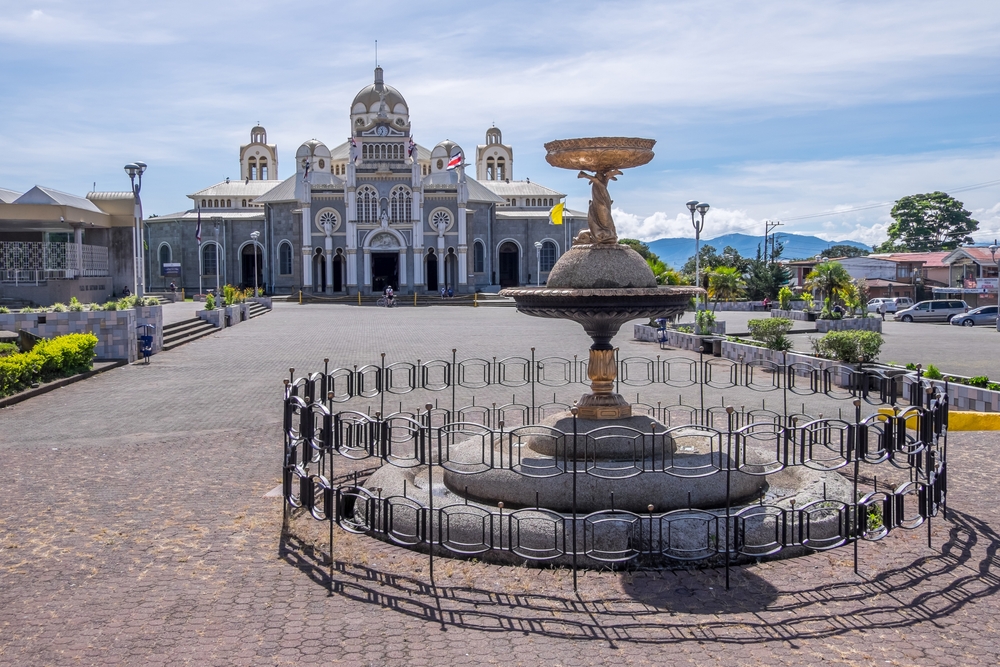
[[476, 126, 512, 181], [240, 124, 279, 181]]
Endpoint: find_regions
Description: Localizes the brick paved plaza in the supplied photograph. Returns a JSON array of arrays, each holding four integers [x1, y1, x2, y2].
[[2, 303, 999, 666]]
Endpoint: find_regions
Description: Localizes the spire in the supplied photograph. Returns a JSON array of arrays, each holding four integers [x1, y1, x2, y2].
[[374, 66, 384, 92]]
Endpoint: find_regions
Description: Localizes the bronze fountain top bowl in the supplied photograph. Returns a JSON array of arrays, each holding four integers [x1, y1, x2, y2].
[[544, 137, 656, 173]]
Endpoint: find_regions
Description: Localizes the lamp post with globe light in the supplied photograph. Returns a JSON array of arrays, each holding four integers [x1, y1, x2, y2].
[[124, 162, 147, 298], [250, 231, 261, 296], [686, 200, 710, 310]]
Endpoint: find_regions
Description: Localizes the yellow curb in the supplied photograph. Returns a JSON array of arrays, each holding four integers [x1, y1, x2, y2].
[[948, 411, 1000, 431], [876, 407, 919, 429]]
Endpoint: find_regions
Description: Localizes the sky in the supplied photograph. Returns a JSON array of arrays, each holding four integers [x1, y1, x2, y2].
[[1, 0, 998, 249]]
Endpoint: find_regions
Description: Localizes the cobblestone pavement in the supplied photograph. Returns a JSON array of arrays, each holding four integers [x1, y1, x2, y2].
[[1, 303, 998, 666]]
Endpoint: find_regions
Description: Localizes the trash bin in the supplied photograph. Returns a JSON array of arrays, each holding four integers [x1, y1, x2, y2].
[[136, 324, 154, 364]]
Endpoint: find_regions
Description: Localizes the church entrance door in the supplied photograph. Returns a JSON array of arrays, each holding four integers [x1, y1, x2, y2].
[[426, 254, 438, 292], [313, 249, 327, 293], [242, 244, 263, 289], [332, 254, 343, 292], [372, 253, 398, 293], [498, 242, 519, 288]]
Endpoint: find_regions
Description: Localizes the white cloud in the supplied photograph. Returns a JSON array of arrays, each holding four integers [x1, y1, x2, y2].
[[612, 207, 760, 241]]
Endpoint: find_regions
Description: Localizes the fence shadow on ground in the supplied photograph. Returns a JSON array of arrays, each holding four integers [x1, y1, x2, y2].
[[277, 508, 997, 646]]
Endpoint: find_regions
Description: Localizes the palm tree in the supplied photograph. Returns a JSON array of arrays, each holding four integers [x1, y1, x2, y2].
[[804, 261, 852, 305], [708, 266, 745, 311]]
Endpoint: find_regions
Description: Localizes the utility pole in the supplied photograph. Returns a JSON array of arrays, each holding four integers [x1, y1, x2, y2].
[[765, 220, 783, 265]]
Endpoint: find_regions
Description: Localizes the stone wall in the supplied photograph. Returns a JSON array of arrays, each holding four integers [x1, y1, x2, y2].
[[816, 317, 882, 333], [0, 308, 159, 362]]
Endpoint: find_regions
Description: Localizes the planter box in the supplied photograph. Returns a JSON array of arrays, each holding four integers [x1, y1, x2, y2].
[[634, 321, 726, 343], [0, 309, 140, 362], [771, 309, 811, 321], [238, 303, 251, 322], [904, 374, 1000, 412], [816, 317, 882, 333], [197, 309, 225, 328]]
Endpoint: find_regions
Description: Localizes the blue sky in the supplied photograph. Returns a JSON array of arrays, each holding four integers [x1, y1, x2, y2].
[[1, 0, 998, 248]]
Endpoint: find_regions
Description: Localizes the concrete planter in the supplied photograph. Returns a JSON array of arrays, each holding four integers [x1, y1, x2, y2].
[[0, 309, 141, 362], [197, 308, 225, 328], [816, 317, 882, 333], [249, 296, 272, 309], [634, 322, 726, 343], [238, 303, 251, 322], [905, 374, 1000, 412]]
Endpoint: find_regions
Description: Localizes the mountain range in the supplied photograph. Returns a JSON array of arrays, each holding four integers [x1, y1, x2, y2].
[[645, 233, 871, 269]]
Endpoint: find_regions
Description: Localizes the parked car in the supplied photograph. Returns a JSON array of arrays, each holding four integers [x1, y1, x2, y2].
[[892, 297, 914, 310], [949, 305, 999, 327], [894, 299, 969, 322], [867, 298, 897, 313]]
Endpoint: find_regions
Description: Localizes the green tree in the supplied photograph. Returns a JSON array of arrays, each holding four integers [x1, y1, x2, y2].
[[744, 241, 791, 301], [707, 266, 745, 311], [619, 238, 688, 285], [618, 238, 656, 261], [874, 192, 979, 252], [821, 245, 869, 258], [804, 261, 852, 305]]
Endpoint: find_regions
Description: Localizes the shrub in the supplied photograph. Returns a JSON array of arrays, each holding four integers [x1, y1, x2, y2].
[[205, 293, 216, 310], [748, 317, 794, 351], [812, 330, 884, 364], [924, 364, 942, 380], [51, 302, 67, 312], [778, 286, 792, 311], [0, 306, 9, 314], [694, 309, 716, 335], [19, 307, 33, 314], [0, 333, 97, 397], [968, 375, 991, 388], [0, 342, 18, 357], [103, 301, 118, 311], [223, 284, 238, 306], [69, 297, 84, 312]]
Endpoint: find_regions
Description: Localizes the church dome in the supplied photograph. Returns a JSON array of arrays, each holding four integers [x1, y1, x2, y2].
[[351, 66, 408, 115], [430, 140, 464, 173], [296, 139, 331, 160]]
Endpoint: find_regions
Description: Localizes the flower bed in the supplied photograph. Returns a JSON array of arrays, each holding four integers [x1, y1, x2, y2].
[[0, 333, 97, 397]]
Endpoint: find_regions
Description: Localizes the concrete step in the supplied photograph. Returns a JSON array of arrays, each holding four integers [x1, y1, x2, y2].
[[162, 317, 216, 350], [248, 303, 268, 318]]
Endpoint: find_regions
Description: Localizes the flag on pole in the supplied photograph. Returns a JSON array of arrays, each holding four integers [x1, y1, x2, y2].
[[350, 137, 360, 164], [446, 150, 462, 170], [549, 201, 564, 225], [196, 206, 202, 243], [407, 137, 417, 159]]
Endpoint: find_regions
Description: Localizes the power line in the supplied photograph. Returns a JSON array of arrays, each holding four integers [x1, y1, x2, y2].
[[780, 178, 1000, 222]]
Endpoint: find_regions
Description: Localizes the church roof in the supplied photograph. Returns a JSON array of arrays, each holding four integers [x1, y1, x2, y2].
[[352, 67, 407, 113], [190, 180, 280, 199], [0, 188, 22, 203], [252, 175, 297, 204], [480, 180, 564, 198], [150, 209, 266, 222]]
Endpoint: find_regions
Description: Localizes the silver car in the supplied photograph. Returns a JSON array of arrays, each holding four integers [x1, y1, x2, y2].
[[950, 305, 998, 327], [894, 299, 969, 322]]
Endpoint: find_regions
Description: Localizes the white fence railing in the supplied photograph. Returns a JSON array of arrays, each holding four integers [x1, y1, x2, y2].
[[0, 242, 110, 283]]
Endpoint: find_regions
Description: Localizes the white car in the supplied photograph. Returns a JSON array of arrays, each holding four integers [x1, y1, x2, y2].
[[867, 298, 897, 313]]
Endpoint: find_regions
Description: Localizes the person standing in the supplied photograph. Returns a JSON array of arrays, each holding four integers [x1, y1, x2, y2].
[[878, 302, 886, 321]]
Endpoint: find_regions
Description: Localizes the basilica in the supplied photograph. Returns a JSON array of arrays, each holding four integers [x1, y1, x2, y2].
[[146, 67, 586, 296]]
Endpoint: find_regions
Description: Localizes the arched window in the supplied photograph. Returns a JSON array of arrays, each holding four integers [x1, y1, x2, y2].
[[486, 158, 495, 180], [356, 185, 378, 223], [473, 240, 485, 273], [497, 157, 506, 180], [540, 240, 557, 272], [242, 199, 247, 207], [278, 241, 293, 275], [201, 199, 206, 208], [259, 158, 268, 180], [248, 157, 257, 180], [202, 243, 219, 276], [226, 199, 231, 207], [389, 185, 411, 224], [158, 244, 171, 274], [214, 199, 219, 208]]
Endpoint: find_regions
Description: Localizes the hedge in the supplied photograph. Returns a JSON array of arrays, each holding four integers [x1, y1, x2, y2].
[[0, 333, 98, 397]]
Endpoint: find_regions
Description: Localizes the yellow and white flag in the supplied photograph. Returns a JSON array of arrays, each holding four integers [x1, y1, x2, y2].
[[549, 201, 564, 225]]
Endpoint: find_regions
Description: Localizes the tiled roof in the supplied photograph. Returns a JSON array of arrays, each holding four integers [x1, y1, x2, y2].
[[149, 210, 265, 222], [253, 175, 298, 204], [191, 180, 281, 199], [496, 209, 586, 220], [871, 251, 951, 267]]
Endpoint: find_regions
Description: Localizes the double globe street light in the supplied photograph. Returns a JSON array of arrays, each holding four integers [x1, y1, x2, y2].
[[685, 200, 710, 310], [124, 161, 147, 298]]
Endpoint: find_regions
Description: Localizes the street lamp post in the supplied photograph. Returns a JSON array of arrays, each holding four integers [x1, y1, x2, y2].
[[990, 240, 1000, 331], [212, 218, 222, 298], [250, 231, 260, 297], [124, 161, 147, 298], [534, 241, 543, 287], [686, 200, 710, 310]]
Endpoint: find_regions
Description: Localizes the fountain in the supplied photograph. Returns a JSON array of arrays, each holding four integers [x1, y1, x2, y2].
[[280, 137, 947, 579]]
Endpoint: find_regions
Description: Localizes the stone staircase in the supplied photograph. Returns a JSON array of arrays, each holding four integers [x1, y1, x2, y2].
[[162, 317, 216, 351], [248, 302, 268, 318]]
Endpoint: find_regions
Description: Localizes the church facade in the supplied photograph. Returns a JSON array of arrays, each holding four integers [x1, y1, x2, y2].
[[146, 68, 585, 296]]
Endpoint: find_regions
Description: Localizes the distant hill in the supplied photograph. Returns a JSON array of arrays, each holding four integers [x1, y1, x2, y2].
[[645, 233, 871, 269]]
